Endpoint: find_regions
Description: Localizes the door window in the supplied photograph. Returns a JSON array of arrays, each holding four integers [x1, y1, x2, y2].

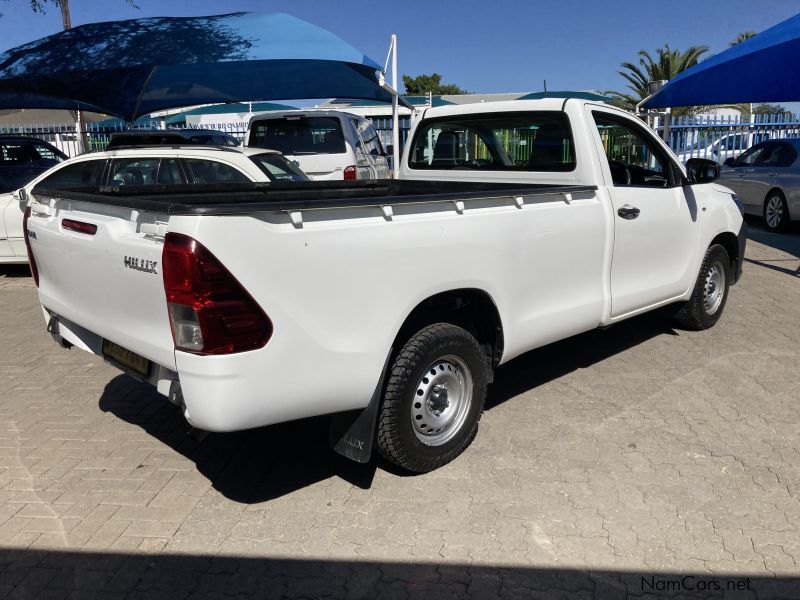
[[356, 121, 385, 157], [156, 158, 187, 184], [757, 142, 797, 168], [184, 159, 250, 184], [108, 158, 187, 186], [249, 153, 309, 182], [109, 158, 159, 186], [37, 159, 105, 190], [593, 112, 673, 187], [735, 142, 769, 166]]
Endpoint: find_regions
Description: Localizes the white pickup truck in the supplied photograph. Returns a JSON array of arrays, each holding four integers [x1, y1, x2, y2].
[[22, 99, 746, 473]]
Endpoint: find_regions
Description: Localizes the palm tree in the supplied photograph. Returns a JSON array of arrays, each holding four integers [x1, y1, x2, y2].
[[606, 45, 710, 112], [730, 31, 756, 46]]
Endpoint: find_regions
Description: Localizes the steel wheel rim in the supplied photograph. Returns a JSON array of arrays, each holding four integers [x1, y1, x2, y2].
[[703, 261, 726, 315], [411, 354, 473, 446], [766, 196, 784, 228]]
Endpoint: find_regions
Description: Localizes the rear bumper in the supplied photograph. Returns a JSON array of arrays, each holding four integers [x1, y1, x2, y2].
[[42, 306, 382, 433], [42, 307, 181, 399], [734, 220, 747, 284]]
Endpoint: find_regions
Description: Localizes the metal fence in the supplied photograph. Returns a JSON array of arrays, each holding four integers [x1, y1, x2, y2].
[[5, 111, 798, 163], [0, 117, 408, 158], [658, 113, 800, 164], [0, 121, 251, 157]]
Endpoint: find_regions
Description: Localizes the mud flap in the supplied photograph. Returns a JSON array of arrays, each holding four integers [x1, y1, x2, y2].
[[329, 350, 392, 464]]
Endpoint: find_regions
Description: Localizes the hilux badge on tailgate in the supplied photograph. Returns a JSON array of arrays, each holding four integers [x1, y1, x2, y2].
[[124, 256, 158, 274]]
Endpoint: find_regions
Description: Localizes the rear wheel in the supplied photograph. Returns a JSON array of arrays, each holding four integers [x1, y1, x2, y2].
[[675, 244, 730, 331], [376, 323, 488, 473], [763, 191, 790, 232]]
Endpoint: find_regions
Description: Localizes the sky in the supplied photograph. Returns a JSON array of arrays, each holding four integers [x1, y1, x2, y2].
[[0, 0, 799, 99]]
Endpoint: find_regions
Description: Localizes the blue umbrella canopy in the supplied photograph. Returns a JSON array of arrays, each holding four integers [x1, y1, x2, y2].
[[0, 12, 404, 120], [645, 13, 800, 108]]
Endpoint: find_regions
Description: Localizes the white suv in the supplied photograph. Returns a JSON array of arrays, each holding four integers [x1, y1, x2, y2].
[[247, 110, 390, 181]]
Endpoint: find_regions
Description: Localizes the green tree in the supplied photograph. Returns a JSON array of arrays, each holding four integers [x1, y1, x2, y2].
[[753, 103, 790, 116], [402, 73, 468, 95], [606, 44, 709, 113], [730, 31, 756, 46]]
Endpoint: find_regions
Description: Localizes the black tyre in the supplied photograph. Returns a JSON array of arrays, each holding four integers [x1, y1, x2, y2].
[[675, 244, 731, 331], [376, 323, 489, 473], [763, 190, 790, 232]]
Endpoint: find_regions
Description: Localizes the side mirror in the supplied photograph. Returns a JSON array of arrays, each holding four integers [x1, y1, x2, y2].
[[723, 157, 737, 167], [686, 158, 720, 184], [384, 144, 394, 157], [13, 188, 28, 203]]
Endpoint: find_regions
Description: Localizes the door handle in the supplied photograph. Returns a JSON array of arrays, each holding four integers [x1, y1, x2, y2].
[[617, 205, 640, 220]]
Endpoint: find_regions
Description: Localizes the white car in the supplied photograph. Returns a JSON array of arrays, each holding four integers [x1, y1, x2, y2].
[[676, 132, 770, 165], [6, 145, 307, 264], [67, 145, 306, 187], [24, 99, 745, 473], [0, 136, 67, 264], [247, 110, 390, 181]]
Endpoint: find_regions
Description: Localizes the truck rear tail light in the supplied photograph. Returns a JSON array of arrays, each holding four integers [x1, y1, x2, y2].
[[22, 207, 39, 287], [343, 165, 357, 180], [162, 233, 272, 355], [62, 218, 97, 235]]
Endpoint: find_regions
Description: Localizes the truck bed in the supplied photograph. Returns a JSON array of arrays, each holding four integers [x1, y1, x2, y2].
[[31, 179, 597, 215]]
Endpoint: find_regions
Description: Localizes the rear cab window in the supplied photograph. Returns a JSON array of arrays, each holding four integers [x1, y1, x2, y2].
[[249, 116, 347, 155], [408, 111, 575, 172]]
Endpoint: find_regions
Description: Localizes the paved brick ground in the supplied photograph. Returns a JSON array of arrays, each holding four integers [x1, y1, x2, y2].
[[0, 217, 798, 599]]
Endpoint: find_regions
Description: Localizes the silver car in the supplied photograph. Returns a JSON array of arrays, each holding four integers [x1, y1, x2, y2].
[[719, 139, 800, 232]]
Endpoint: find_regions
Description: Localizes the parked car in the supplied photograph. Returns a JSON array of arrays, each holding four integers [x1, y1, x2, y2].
[[23, 99, 745, 473], [0, 136, 66, 263], [247, 110, 390, 181], [676, 131, 770, 165], [107, 129, 242, 149], [719, 138, 800, 232]]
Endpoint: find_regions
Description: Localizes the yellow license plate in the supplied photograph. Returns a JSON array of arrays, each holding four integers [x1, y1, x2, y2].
[[102, 339, 150, 377]]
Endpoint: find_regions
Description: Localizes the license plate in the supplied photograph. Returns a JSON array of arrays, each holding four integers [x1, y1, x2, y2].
[[102, 339, 150, 378]]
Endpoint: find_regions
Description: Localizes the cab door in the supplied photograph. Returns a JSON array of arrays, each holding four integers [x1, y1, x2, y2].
[[590, 108, 701, 318], [730, 142, 771, 213]]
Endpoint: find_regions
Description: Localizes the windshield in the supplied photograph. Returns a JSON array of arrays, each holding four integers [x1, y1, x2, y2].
[[249, 153, 309, 182], [249, 116, 346, 155]]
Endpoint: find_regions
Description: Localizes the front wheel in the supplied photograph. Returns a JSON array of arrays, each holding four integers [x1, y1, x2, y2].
[[675, 244, 731, 331], [376, 323, 488, 473], [763, 191, 790, 232]]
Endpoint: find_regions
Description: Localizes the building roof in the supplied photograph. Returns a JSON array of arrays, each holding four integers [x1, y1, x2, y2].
[[165, 101, 298, 123], [517, 91, 611, 102], [0, 108, 109, 127]]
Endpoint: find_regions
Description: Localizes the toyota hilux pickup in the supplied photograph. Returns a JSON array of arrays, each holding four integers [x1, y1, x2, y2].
[[21, 99, 746, 473]]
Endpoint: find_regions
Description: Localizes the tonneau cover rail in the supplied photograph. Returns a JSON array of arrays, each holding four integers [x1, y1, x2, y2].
[[31, 180, 597, 216]]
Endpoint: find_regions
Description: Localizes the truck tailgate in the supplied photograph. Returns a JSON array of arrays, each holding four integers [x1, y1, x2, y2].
[[27, 198, 176, 370]]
